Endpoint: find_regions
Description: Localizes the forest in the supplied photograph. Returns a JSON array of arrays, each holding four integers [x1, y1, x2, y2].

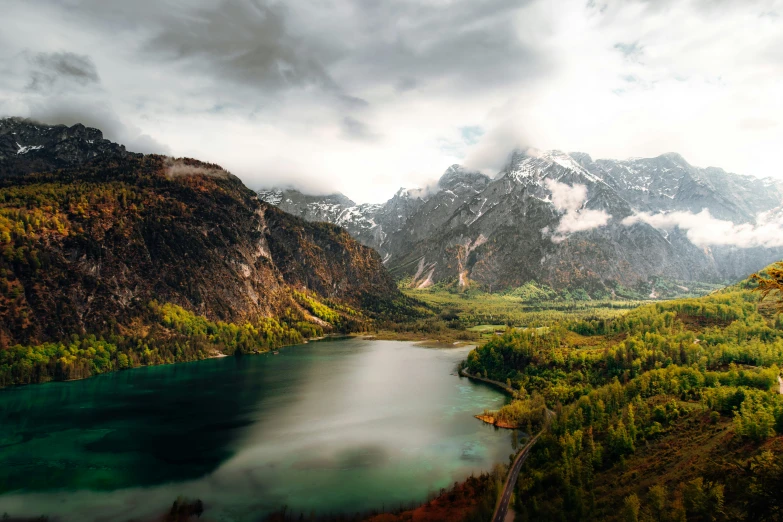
[[462, 267, 783, 521], [0, 297, 358, 387], [0, 153, 407, 387]]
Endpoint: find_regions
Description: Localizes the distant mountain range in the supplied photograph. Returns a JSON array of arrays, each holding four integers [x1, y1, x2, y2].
[[259, 149, 783, 295], [0, 117, 402, 347]]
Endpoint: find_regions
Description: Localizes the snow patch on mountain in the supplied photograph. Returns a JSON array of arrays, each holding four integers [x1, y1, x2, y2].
[[16, 142, 44, 154], [257, 190, 283, 206], [505, 149, 603, 186]]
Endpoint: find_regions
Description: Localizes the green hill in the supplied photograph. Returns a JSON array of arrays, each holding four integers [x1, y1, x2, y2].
[[464, 263, 783, 521]]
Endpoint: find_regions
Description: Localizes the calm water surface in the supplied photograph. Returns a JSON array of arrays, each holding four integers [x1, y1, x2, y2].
[[0, 339, 513, 521]]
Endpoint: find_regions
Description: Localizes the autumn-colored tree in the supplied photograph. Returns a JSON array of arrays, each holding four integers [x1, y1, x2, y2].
[[752, 262, 783, 311]]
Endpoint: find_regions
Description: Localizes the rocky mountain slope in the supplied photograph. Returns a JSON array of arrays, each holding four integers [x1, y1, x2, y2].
[[0, 118, 402, 349], [0, 117, 138, 177], [260, 149, 783, 294]]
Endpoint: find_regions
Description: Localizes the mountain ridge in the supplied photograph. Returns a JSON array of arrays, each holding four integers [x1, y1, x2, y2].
[[0, 118, 404, 359], [259, 148, 783, 294]]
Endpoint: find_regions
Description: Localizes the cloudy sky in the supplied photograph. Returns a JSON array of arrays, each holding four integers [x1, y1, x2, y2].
[[1, 0, 781, 202]]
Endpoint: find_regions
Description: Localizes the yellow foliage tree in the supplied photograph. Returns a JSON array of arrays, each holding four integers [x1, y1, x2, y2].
[[752, 262, 783, 311]]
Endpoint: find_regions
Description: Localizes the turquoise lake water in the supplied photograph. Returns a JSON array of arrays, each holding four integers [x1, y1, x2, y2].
[[0, 338, 514, 521]]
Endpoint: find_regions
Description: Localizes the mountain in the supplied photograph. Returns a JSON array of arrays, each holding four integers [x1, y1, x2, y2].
[[576, 151, 783, 222], [0, 118, 402, 354], [259, 149, 783, 294], [259, 188, 389, 255], [0, 117, 138, 177]]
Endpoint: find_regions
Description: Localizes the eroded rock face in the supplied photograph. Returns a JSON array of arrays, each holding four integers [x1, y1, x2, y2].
[[260, 150, 783, 292], [0, 121, 400, 346]]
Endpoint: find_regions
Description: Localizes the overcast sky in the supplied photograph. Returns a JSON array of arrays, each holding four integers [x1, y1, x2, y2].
[[1, 0, 781, 203]]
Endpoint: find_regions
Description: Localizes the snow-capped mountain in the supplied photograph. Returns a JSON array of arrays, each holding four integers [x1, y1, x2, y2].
[[579, 152, 783, 223], [260, 189, 387, 251], [259, 149, 783, 293]]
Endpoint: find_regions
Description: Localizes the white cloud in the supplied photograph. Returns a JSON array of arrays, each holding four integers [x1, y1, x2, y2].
[[545, 179, 610, 242], [622, 208, 783, 248], [460, 0, 783, 188], [1, 0, 782, 202]]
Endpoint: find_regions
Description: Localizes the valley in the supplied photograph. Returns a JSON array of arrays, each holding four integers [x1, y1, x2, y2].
[[1, 119, 783, 522], [3, 2, 781, 521]]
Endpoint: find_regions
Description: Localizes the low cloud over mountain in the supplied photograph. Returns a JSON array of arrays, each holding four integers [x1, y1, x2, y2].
[[544, 179, 610, 242], [623, 208, 783, 249], [261, 148, 783, 293]]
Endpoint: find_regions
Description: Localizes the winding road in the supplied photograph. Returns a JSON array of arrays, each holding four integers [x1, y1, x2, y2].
[[458, 368, 554, 521], [491, 410, 554, 522]]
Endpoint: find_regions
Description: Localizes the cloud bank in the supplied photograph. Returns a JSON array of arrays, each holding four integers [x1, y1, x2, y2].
[[1, 0, 782, 202], [27, 51, 100, 91], [545, 179, 610, 242], [622, 209, 783, 249]]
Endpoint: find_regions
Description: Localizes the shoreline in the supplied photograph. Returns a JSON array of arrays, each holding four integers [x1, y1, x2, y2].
[[459, 368, 517, 396], [459, 369, 524, 429], [358, 331, 479, 349], [357, 328, 484, 344], [474, 413, 521, 429], [2, 334, 476, 390]]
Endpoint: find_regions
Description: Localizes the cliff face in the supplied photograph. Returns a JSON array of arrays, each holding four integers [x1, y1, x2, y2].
[[263, 205, 398, 303], [0, 120, 400, 347]]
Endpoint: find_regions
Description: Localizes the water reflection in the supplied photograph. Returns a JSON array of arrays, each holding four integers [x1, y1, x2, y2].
[[0, 339, 511, 521]]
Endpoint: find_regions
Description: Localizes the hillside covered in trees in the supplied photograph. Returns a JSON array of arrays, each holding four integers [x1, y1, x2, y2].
[[0, 119, 414, 386], [463, 267, 783, 521]]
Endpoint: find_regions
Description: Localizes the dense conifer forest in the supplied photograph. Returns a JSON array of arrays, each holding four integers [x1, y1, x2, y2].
[[460, 268, 783, 521]]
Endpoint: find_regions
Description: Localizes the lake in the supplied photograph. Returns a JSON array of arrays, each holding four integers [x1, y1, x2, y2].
[[0, 338, 515, 521]]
